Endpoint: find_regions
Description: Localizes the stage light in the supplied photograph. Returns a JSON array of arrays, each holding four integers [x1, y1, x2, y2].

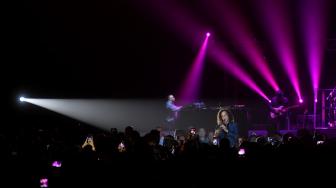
[[256, 0, 302, 101], [299, 99, 303, 103], [268, 100, 272, 103], [51, 161, 62, 168], [19, 97, 26, 102], [206, 32, 211, 37], [210, 46, 270, 102], [18, 99, 175, 134], [178, 32, 209, 104], [207, 1, 279, 92], [315, 99, 318, 103], [300, 0, 329, 94]]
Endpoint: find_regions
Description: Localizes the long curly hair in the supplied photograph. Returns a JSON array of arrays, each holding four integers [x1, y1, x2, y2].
[[216, 109, 234, 126]]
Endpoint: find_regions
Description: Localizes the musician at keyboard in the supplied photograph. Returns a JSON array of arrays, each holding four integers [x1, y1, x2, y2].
[[165, 94, 182, 135]]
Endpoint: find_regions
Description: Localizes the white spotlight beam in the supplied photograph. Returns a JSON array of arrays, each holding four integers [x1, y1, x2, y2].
[[22, 99, 167, 133]]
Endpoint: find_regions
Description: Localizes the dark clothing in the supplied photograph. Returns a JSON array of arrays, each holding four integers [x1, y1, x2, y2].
[[269, 95, 289, 134], [216, 123, 238, 148], [269, 96, 289, 110]]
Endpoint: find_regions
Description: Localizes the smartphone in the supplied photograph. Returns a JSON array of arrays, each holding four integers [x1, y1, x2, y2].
[[317, 140, 324, 145], [118, 142, 126, 152], [238, 148, 246, 156], [213, 138, 218, 145], [51, 161, 62, 168], [190, 128, 196, 135], [40, 177, 48, 188]]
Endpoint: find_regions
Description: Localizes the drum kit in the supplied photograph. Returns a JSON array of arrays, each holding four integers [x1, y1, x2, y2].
[[327, 87, 336, 127]]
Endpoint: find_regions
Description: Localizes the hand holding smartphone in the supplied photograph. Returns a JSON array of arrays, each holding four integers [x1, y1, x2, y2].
[[118, 142, 126, 152]]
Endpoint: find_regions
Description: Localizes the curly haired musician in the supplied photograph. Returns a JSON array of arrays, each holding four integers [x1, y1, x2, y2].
[[214, 109, 238, 148]]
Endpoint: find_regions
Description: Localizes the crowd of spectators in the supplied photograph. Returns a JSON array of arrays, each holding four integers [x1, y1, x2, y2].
[[1, 122, 336, 187]]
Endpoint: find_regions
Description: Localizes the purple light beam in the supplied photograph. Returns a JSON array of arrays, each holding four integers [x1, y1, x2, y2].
[[209, 43, 270, 102], [300, 0, 330, 90], [178, 33, 210, 105], [205, 0, 279, 91], [137, 0, 270, 101], [256, 0, 302, 100]]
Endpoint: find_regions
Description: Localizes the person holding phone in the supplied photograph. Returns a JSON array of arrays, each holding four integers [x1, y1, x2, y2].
[[118, 141, 126, 152], [82, 135, 96, 151]]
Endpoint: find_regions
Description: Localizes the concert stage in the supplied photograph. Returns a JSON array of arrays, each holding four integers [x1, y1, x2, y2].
[[173, 104, 250, 137]]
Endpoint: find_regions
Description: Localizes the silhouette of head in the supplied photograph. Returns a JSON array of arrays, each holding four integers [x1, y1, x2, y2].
[[168, 94, 175, 101], [276, 90, 284, 97]]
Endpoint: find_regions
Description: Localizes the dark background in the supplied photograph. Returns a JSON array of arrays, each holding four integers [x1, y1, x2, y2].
[[3, 0, 336, 129]]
